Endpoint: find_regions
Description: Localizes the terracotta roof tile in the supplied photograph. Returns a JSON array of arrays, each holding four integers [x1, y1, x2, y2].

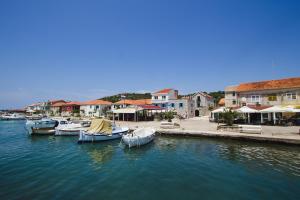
[[218, 98, 225, 106], [114, 99, 152, 105], [236, 77, 300, 92], [153, 88, 173, 94], [51, 102, 66, 107], [62, 101, 82, 106], [82, 99, 112, 105]]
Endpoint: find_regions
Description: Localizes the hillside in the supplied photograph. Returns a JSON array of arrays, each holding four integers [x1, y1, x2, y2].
[[100, 93, 152, 103]]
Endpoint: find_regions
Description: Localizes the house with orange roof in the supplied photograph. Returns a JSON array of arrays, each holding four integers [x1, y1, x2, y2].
[[225, 77, 300, 108], [151, 88, 178, 109], [80, 99, 112, 117], [112, 99, 152, 109], [218, 98, 225, 107], [50, 101, 68, 116], [61, 102, 81, 117], [169, 92, 214, 118]]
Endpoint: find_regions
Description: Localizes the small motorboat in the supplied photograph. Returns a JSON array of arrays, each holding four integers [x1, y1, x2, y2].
[[26, 118, 63, 135], [78, 119, 128, 143], [55, 121, 88, 136], [122, 127, 156, 148], [25, 114, 43, 120], [1, 113, 25, 120]]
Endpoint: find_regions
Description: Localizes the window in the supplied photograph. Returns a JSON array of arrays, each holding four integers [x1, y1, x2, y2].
[[268, 94, 277, 101], [197, 96, 201, 107], [232, 100, 236, 105], [162, 104, 165, 108], [162, 96, 166, 100], [251, 95, 260, 103], [171, 103, 175, 107], [286, 92, 297, 100], [179, 103, 183, 108], [154, 96, 158, 100], [232, 92, 236, 97], [95, 105, 99, 109]]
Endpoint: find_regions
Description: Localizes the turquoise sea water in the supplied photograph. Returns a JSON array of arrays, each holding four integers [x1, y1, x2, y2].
[[1, 120, 300, 200]]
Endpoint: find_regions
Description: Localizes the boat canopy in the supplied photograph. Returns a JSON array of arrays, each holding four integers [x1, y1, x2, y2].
[[86, 119, 112, 135]]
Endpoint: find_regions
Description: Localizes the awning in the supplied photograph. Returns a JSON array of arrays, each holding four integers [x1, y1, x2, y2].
[[212, 107, 225, 113], [112, 108, 143, 114], [236, 106, 258, 113], [260, 106, 294, 113]]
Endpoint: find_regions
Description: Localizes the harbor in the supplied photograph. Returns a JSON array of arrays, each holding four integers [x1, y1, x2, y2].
[[0, 120, 300, 200], [1, 1, 300, 199]]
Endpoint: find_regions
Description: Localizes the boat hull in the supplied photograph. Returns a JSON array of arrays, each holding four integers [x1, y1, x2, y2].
[[55, 129, 81, 136], [31, 127, 55, 135], [78, 128, 128, 143], [122, 128, 155, 148], [26, 119, 58, 135]]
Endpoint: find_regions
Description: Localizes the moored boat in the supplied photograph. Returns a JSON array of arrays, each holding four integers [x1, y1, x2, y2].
[[1, 113, 25, 120], [122, 127, 156, 148], [26, 118, 63, 135], [78, 119, 128, 143], [25, 114, 43, 120], [55, 122, 88, 136]]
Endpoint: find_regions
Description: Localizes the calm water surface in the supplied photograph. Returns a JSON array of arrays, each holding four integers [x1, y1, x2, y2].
[[1, 121, 300, 200]]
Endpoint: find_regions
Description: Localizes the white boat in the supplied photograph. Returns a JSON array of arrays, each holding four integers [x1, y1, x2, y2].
[[1, 113, 25, 120], [26, 118, 62, 135], [122, 127, 156, 148], [55, 122, 88, 136], [78, 119, 128, 143], [25, 114, 43, 120]]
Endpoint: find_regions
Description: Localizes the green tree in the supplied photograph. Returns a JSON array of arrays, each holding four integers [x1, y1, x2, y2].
[[220, 108, 239, 126]]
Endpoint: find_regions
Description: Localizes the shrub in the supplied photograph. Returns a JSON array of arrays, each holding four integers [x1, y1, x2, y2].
[[220, 108, 239, 126], [164, 111, 175, 122]]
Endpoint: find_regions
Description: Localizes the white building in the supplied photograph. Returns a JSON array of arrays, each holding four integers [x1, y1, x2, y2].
[[80, 100, 112, 117], [151, 88, 178, 109]]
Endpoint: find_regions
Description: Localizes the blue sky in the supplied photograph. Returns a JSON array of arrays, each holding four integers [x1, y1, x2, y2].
[[0, 0, 300, 109]]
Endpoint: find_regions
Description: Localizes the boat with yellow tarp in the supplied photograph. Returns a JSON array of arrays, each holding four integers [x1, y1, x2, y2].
[[78, 119, 128, 143]]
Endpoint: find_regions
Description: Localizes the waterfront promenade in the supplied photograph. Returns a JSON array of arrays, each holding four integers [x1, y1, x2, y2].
[[116, 116, 300, 145]]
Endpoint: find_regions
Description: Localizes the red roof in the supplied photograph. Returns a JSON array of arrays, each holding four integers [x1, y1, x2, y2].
[[236, 77, 300, 92], [82, 99, 112, 105], [114, 99, 152, 105], [218, 98, 225, 106], [51, 102, 66, 107], [153, 88, 173, 94], [62, 101, 82, 106], [49, 100, 66, 104]]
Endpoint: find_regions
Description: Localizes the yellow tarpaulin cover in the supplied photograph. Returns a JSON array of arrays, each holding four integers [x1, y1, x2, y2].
[[87, 119, 112, 135]]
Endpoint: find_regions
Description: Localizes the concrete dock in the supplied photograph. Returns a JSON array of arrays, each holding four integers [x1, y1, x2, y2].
[[156, 129, 300, 145], [116, 116, 300, 145]]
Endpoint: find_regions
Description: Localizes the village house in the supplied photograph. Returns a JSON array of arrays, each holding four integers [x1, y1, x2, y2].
[[61, 102, 81, 117], [80, 99, 112, 117], [190, 92, 214, 116], [151, 88, 214, 118], [50, 102, 67, 116], [168, 97, 194, 118], [26, 102, 43, 113], [225, 77, 300, 108], [111, 99, 152, 110], [111, 99, 161, 121], [151, 89, 178, 109]]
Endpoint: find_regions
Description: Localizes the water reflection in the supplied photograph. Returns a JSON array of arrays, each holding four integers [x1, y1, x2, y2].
[[216, 141, 300, 176], [122, 142, 154, 161], [79, 141, 119, 168]]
